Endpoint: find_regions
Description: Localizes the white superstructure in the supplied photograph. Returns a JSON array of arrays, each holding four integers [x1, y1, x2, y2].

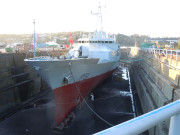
[[67, 32, 120, 63]]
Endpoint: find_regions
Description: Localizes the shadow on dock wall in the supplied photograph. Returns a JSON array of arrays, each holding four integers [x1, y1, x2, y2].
[[123, 47, 180, 135], [0, 53, 50, 118]]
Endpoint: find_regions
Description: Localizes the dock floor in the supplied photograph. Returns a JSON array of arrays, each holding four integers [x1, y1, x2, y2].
[[0, 67, 138, 135]]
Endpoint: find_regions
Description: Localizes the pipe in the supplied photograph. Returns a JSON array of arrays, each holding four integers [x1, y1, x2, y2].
[[93, 99, 180, 135]]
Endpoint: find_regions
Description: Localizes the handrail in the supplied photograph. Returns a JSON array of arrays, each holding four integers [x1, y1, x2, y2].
[[141, 48, 180, 65], [94, 99, 180, 135]]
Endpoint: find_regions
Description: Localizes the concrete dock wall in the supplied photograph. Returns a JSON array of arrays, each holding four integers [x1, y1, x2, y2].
[[0, 50, 68, 115], [126, 47, 180, 135], [0, 53, 41, 114]]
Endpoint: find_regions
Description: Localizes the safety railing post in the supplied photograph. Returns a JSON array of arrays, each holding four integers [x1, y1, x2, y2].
[[169, 112, 180, 135], [176, 51, 177, 66]]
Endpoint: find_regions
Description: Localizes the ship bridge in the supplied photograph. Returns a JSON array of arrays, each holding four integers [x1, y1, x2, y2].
[[77, 31, 115, 44], [67, 39, 120, 63], [77, 39, 114, 44]]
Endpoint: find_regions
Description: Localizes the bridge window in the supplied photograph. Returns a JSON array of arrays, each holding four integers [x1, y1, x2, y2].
[[79, 41, 82, 43], [79, 46, 82, 56], [95, 41, 97, 43], [98, 41, 101, 43], [102, 41, 105, 43], [109, 41, 113, 43], [82, 41, 84, 43]]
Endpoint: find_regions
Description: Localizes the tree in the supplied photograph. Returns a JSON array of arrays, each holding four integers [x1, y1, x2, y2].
[[116, 34, 150, 47], [177, 38, 180, 49], [116, 34, 134, 46]]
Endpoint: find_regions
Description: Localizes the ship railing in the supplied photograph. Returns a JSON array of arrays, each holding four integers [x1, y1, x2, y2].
[[24, 56, 52, 61], [93, 99, 180, 135]]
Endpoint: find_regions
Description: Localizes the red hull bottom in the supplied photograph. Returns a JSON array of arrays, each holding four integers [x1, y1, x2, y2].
[[53, 69, 115, 125]]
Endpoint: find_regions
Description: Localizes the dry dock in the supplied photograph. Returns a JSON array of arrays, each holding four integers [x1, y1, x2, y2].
[[0, 48, 179, 135], [0, 60, 139, 135]]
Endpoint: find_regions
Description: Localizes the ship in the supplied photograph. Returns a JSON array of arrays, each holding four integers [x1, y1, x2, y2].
[[24, 4, 120, 126]]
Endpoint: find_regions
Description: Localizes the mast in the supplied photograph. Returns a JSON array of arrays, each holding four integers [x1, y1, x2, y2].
[[98, 1, 103, 33], [91, 1, 105, 39], [33, 19, 36, 58]]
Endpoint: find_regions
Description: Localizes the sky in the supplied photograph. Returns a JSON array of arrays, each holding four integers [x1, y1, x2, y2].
[[0, 0, 180, 37]]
